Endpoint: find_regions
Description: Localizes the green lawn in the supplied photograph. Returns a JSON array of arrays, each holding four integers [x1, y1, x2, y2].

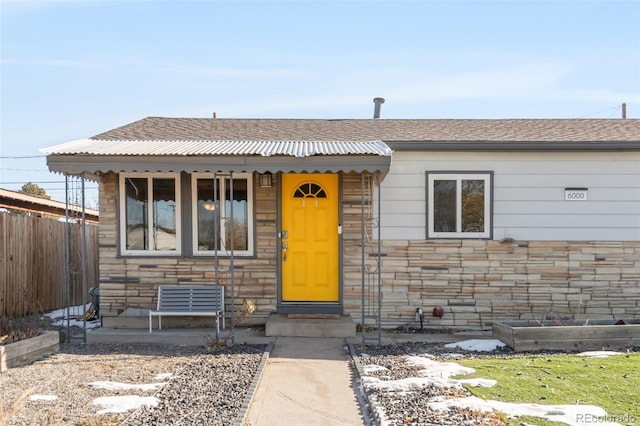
[[455, 352, 640, 426]]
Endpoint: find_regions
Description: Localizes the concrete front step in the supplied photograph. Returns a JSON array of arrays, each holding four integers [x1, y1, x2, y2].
[[265, 314, 357, 338]]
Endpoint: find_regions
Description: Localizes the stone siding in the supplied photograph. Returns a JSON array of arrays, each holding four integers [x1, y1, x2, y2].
[[342, 238, 640, 330]]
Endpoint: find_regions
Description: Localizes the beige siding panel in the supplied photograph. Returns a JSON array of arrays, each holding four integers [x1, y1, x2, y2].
[[495, 201, 640, 215], [496, 187, 640, 202]]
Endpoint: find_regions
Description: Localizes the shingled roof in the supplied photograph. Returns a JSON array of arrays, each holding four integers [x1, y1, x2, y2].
[[89, 117, 640, 143], [42, 117, 640, 176]]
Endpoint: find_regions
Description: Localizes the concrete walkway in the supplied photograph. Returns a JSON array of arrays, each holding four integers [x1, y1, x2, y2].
[[245, 337, 363, 426]]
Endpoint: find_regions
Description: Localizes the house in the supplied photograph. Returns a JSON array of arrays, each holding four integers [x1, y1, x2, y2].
[[0, 188, 99, 223], [42, 113, 640, 331]]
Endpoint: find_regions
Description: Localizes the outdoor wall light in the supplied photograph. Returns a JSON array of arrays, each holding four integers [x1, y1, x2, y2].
[[260, 172, 273, 188]]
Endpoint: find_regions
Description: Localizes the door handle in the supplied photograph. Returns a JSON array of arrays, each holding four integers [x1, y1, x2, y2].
[[282, 242, 288, 262]]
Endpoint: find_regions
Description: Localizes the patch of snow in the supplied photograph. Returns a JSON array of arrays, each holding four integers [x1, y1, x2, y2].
[[363, 364, 389, 374], [405, 355, 476, 378], [88, 381, 166, 391], [444, 339, 506, 352], [416, 352, 436, 359], [361, 356, 497, 392], [44, 304, 101, 330], [28, 394, 58, 401], [93, 395, 159, 414], [457, 378, 497, 388], [361, 376, 442, 392], [489, 400, 621, 426], [441, 352, 465, 359], [428, 395, 494, 413], [577, 351, 623, 358], [154, 372, 173, 380], [429, 397, 622, 426]]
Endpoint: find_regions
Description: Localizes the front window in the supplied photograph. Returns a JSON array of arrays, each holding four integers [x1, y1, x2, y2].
[[119, 173, 181, 254], [192, 173, 253, 256], [427, 172, 492, 239]]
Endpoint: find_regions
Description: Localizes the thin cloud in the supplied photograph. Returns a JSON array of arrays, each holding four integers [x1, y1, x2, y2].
[[158, 64, 311, 78], [355, 62, 637, 104], [1, 57, 309, 79], [176, 61, 637, 118], [1, 58, 102, 69]]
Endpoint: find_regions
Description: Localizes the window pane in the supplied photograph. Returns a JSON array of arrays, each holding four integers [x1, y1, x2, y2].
[[197, 179, 220, 251], [434, 180, 457, 232], [125, 178, 148, 250], [152, 178, 177, 251], [225, 178, 248, 251], [462, 180, 485, 232]]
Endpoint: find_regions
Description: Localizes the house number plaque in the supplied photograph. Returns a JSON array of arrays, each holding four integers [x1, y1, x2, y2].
[[564, 188, 588, 201]]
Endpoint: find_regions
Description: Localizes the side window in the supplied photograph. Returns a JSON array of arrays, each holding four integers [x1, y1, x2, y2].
[[427, 172, 492, 239], [192, 173, 253, 256], [119, 173, 181, 255]]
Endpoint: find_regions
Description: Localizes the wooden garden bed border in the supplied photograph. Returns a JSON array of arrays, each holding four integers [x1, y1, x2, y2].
[[0, 331, 60, 372]]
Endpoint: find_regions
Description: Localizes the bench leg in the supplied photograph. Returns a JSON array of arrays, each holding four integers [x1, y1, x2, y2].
[[159, 315, 162, 330], [149, 313, 152, 333]]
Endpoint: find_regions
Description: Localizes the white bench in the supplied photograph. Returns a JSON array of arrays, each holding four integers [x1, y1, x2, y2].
[[149, 285, 225, 333]]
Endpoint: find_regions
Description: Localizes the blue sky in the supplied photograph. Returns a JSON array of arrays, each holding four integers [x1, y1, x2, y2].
[[1, 0, 639, 203]]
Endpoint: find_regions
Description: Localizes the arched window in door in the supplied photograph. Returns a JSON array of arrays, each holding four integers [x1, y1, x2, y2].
[[293, 182, 327, 198]]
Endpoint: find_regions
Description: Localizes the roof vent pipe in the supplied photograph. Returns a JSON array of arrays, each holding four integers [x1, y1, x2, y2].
[[373, 97, 385, 119]]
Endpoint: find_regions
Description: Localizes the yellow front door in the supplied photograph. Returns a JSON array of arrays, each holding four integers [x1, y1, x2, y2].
[[281, 173, 339, 302]]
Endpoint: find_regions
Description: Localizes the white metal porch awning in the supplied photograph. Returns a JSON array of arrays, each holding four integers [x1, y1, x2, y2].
[[42, 139, 393, 175]]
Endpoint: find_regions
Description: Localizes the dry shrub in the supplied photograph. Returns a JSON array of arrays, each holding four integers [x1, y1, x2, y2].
[[0, 321, 42, 345]]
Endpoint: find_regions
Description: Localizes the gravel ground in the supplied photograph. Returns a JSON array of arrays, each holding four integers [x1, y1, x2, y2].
[[0, 342, 266, 426], [353, 342, 640, 426], [124, 344, 266, 426]]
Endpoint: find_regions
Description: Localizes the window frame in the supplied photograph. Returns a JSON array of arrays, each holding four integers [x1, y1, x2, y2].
[[426, 171, 493, 239], [118, 172, 182, 256], [191, 172, 254, 257]]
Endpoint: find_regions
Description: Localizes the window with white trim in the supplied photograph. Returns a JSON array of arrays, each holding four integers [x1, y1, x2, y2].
[[192, 173, 253, 256], [427, 172, 492, 239], [119, 173, 181, 255]]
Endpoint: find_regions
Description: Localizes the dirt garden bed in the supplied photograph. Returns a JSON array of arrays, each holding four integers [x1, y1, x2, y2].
[[493, 319, 640, 352]]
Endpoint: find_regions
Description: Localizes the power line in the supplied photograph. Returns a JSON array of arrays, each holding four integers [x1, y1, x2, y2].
[[0, 180, 70, 184], [577, 105, 621, 118], [0, 168, 51, 172], [30, 187, 99, 191], [0, 155, 47, 159]]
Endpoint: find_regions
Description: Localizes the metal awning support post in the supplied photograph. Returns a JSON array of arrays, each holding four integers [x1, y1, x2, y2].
[[213, 173, 220, 342], [211, 172, 236, 344], [80, 174, 87, 343], [360, 174, 365, 343], [64, 175, 71, 343], [64, 174, 88, 344], [361, 172, 382, 345], [375, 172, 382, 344], [229, 174, 235, 345]]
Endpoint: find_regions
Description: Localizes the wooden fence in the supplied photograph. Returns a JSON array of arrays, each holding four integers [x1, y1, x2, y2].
[[0, 212, 99, 321]]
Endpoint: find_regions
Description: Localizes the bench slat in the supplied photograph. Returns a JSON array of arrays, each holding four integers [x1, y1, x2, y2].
[[149, 285, 225, 333]]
